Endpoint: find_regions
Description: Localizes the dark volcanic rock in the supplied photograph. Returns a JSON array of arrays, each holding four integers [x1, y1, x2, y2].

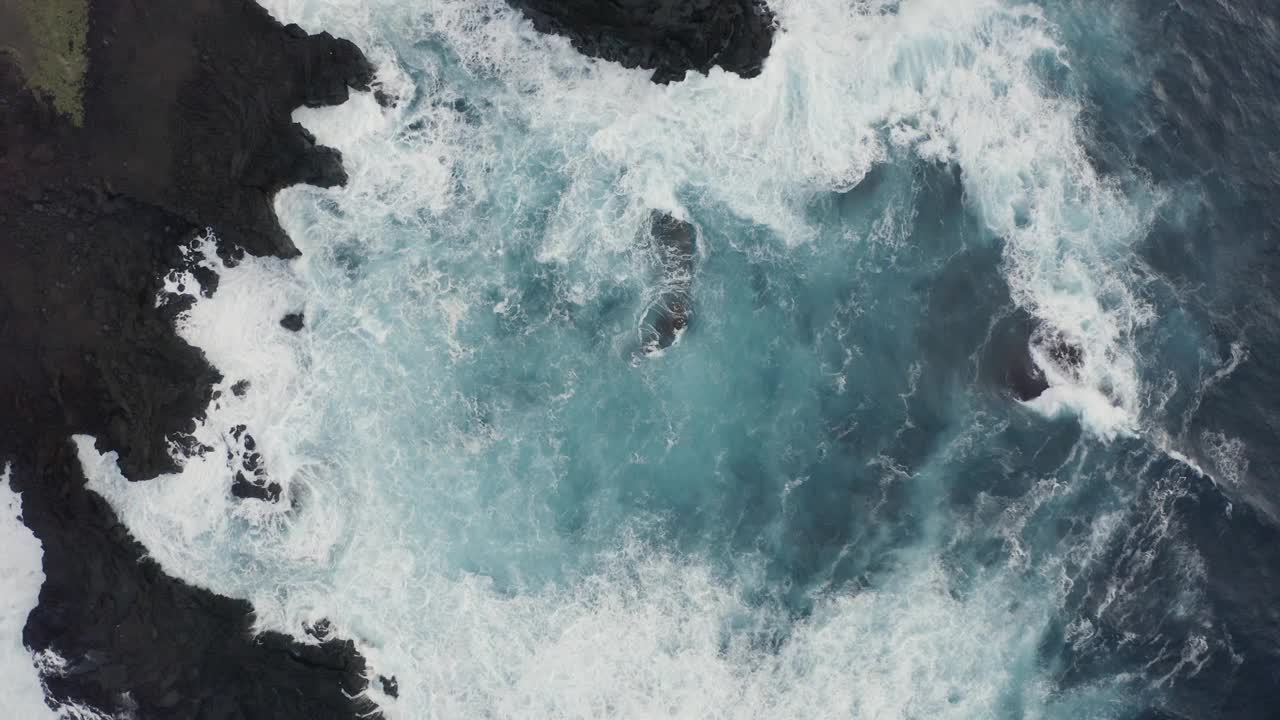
[[379, 674, 399, 698], [1008, 353, 1050, 402], [979, 310, 1049, 402], [21, 449, 363, 718], [78, 10, 373, 258], [507, 0, 775, 83], [1040, 331, 1084, 378], [642, 211, 698, 352], [980, 311, 1086, 402], [0, 1, 378, 717], [232, 471, 283, 503], [281, 312, 306, 331]]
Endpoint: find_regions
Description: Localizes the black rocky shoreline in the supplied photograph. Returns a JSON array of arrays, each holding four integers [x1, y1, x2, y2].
[[0, 1, 778, 717], [1, 0, 380, 716]]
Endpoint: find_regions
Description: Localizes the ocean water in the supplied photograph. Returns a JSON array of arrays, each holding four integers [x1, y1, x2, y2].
[[75, 0, 1280, 717]]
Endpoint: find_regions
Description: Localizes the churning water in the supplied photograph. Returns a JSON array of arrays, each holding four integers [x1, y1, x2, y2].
[[76, 0, 1280, 717]]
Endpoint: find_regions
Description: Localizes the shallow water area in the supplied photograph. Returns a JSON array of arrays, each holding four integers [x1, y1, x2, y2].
[[76, 0, 1280, 717]]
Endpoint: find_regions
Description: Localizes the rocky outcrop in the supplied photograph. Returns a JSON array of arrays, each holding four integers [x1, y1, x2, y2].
[[0, 0, 377, 717], [981, 311, 1085, 402], [507, 0, 775, 83]]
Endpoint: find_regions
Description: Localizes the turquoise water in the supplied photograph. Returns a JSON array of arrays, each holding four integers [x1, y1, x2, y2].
[[76, 0, 1275, 717]]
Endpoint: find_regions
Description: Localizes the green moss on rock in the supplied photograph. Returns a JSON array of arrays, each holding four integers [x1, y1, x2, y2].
[[4, 0, 89, 125]]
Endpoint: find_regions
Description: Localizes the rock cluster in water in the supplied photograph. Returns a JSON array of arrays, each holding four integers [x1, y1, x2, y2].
[[0, 0, 379, 716], [643, 211, 699, 352], [506, 0, 776, 83]]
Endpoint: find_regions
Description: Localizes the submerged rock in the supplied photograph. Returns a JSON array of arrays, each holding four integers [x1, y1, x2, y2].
[[1030, 325, 1085, 386], [978, 311, 1048, 401], [507, 0, 775, 83], [1008, 354, 1051, 402], [985, 312, 1086, 402], [642, 211, 698, 353], [1042, 333, 1085, 376]]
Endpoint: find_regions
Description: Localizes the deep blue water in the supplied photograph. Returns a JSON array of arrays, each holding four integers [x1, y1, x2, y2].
[[1082, 1, 1280, 715], [80, 0, 1280, 717]]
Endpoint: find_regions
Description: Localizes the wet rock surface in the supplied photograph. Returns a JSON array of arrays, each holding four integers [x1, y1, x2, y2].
[[978, 310, 1051, 402], [1034, 328, 1085, 382], [281, 312, 306, 331], [0, 0, 376, 717], [642, 211, 698, 352], [507, 0, 775, 83], [982, 313, 1088, 403], [379, 675, 400, 699]]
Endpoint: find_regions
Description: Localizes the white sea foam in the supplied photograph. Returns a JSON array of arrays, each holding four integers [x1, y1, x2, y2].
[[0, 464, 59, 718], [76, 0, 1167, 716], [1025, 385, 1135, 440], [271, 0, 1156, 435], [29, 649, 123, 720], [1199, 430, 1249, 488], [76, 230, 337, 585]]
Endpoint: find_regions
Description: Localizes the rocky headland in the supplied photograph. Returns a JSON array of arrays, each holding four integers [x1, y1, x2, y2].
[[0, 0, 377, 716]]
